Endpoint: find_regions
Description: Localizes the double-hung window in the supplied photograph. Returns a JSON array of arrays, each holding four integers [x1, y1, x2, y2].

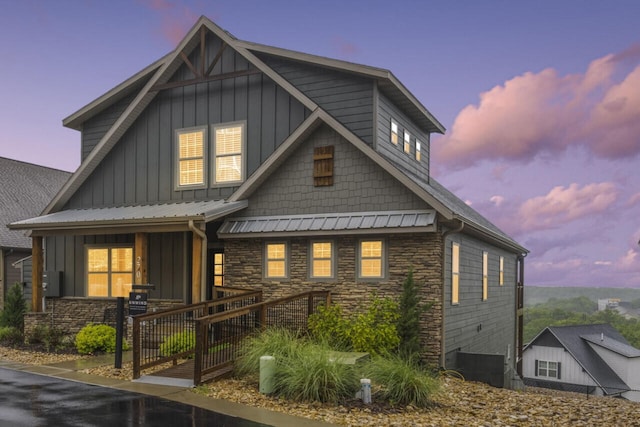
[[265, 242, 288, 279], [213, 122, 244, 185], [311, 242, 334, 278], [536, 360, 560, 379], [176, 127, 206, 188], [391, 120, 399, 145], [415, 140, 421, 162], [87, 246, 133, 297], [499, 256, 504, 285], [358, 240, 384, 279], [403, 130, 411, 154]]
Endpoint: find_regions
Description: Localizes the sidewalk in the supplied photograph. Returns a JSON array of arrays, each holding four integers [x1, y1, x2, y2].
[[0, 353, 336, 427]]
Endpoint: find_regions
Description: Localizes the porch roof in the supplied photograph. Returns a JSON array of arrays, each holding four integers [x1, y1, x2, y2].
[[217, 209, 436, 238], [8, 200, 248, 234]]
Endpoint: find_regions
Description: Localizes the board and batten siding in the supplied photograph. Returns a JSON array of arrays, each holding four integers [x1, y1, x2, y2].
[[443, 233, 517, 369], [66, 33, 310, 210], [44, 232, 186, 301], [523, 345, 598, 389], [240, 124, 429, 217], [257, 53, 374, 145], [376, 91, 430, 179]]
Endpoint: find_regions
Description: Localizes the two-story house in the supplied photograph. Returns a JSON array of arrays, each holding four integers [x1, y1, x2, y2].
[[9, 16, 527, 385]]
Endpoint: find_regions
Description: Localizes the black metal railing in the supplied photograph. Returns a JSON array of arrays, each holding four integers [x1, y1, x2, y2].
[[132, 288, 261, 379], [193, 290, 330, 384]]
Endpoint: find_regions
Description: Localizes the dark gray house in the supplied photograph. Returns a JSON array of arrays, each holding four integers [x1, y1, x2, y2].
[[0, 157, 70, 308], [9, 16, 527, 382]]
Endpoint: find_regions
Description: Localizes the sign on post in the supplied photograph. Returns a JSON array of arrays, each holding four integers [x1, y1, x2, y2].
[[128, 292, 148, 315]]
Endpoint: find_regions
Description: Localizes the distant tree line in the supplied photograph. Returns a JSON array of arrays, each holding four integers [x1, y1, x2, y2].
[[524, 296, 640, 348]]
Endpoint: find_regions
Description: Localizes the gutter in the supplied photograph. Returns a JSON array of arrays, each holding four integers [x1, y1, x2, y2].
[[440, 220, 465, 368], [188, 220, 207, 303]]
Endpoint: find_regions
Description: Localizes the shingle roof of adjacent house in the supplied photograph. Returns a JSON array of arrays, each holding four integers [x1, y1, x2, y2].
[[0, 157, 70, 249], [530, 324, 632, 395]]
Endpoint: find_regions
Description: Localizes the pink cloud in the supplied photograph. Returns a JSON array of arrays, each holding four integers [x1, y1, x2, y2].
[[518, 182, 618, 231], [138, 0, 200, 46], [434, 45, 640, 169], [331, 36, 359, 57]]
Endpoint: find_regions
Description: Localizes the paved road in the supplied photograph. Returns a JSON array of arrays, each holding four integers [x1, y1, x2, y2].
[[0, 367, 269, 427]]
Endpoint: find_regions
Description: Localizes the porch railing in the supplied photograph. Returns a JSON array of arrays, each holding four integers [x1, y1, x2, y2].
[[132, 287, 262, 379], [193, 290, 331, 385]]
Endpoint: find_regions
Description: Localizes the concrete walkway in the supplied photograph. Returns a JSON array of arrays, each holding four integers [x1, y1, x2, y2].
[[0, 353, 336, 427]]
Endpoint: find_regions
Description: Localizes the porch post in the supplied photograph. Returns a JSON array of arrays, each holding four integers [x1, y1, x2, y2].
[[191, 231, 203, 304], [134, 233, 148, 285], [32, 236, 43, 312]]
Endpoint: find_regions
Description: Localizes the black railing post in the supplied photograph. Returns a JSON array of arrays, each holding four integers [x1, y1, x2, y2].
[[115, 297, 125, 369]]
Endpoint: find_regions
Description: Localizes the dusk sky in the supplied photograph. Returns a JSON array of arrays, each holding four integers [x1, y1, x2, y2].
[[1, 0, 639, 288]]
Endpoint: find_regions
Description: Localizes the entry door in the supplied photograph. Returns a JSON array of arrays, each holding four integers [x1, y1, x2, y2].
[[207, 248, 224, 300]]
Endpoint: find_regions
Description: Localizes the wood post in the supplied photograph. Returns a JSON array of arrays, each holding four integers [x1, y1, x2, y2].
[[32, 236, 43, 312], [134, 233, 148, 285], [192, 231, 203, 304]]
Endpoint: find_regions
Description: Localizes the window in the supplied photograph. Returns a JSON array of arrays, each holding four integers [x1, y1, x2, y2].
[[536, 360, 560, 379], [87, 246, 133, 297], [404, 130, 411, 153], [213, 122, 244, 184], [391, 120, 399, 145], [452, 243, 460, 304], [311, 242, 334, 278], [176, 127, 206, 187], [359, 240, 384, 278], [416, 140, 421, 162], [265, 242, 287, 278], [482, 251, 488, 301], [499, 256, 504, 286]]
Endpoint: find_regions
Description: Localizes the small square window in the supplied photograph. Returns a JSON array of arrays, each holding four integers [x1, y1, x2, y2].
[[311, 242, 334, 278], [265, 242, 287, 278], [359, 240, 384, 279]]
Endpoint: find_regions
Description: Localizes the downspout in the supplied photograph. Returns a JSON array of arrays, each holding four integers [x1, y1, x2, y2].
[[440, 220, 465, 369], [188, 220, 208, 302], [516, 252, 527, 377]]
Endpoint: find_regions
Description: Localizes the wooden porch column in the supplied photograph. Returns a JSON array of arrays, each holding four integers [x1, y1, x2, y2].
[[134, 233, 148, 285], [191, 231, 203, 304], [32, 236, 43, 312]]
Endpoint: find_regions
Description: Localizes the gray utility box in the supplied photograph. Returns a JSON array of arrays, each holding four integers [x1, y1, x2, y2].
[[43, 271, 63, 297]]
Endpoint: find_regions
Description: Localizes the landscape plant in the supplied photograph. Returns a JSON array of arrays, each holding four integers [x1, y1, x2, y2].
[[159, 330, 196, 357], [364, 354, 440, 408], [234, 327, 304, 378], [397, 269, 433, 361], [75, 323, 127, 354], [0, 326, 24, 346], [27, 324, 72, 352], [0, 283, 27, 332]]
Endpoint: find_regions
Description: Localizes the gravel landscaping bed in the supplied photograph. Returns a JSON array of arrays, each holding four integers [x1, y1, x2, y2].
[[2, 346, 640, 426]]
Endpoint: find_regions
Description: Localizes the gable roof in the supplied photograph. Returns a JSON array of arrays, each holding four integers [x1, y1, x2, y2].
[[0, 157, 70, 249], [31, 16, 523, 255], [527, 324, 631, 395]]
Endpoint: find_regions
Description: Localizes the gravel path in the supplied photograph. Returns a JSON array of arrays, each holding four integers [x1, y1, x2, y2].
[[2, 346, 639, 426]]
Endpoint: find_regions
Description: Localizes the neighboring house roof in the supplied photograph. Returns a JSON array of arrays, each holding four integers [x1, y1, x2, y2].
[[0, 157, 70, 249], [526, 324, 632, 395], [582, 334, 640, 358], [218, 209, 436, 238], [9, 200, 247, 232]]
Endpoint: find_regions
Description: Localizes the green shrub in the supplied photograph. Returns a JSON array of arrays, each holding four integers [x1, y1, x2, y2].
[[0, 326, 24, 346], [364, 354, 440, 408], [308, 304, 350, 350], [27, 324, 71, 352], [275, 344, 359, 403], [75, 323, 128, 354], [309, 297, 400, 356], [397, 269, 433, 361], [159, 331, 195, 357], [0, 283, 27, 331]]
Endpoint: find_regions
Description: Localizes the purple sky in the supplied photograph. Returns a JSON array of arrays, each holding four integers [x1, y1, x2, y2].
[[1, 0, 639, 288]]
